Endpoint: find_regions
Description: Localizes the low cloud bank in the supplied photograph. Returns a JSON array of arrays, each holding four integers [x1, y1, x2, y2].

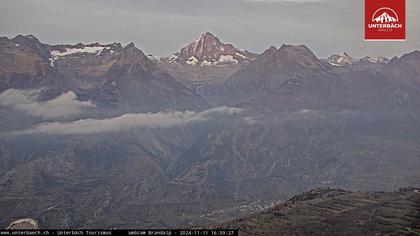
[[13, 106, 244, 135], [0, 89, 94, 119]]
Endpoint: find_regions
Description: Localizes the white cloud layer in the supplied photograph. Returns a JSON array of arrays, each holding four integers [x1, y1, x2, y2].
[[13, 106, 243, 135], [0, 89, 95, 119]]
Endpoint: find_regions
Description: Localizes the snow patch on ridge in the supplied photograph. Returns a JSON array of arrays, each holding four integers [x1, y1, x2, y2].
[[218, 55, 238, 64], [50, 46, 110, 60], [48, 58, 55, 67], [169, 55, 178, 62], [327, 52, 389, 67], [201, 60, 212, 66], [361, 56, 389, 64], [235, 52, 247, 59], [186, 56, 199, 65]]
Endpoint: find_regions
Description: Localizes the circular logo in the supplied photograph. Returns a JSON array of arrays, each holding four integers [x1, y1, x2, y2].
[[371, 7, 399, 23]]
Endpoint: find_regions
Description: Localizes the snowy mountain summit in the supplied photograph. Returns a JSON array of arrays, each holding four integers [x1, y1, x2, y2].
[[167, 32, 256, 66], [327, 52, 389, 67], [327, 52, 359, 67]]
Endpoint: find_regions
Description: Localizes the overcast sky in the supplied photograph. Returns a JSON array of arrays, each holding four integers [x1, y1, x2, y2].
[[0, 0, 419, 58]]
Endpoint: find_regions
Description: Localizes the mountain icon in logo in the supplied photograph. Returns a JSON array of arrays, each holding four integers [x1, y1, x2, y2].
[[373, 12, 397, 23], [372, 7, 399, 23]]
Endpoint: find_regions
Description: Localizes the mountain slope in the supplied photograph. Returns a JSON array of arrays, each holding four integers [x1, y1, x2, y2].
[[218, 44, 334, 106], [214, 188, 420, 236], [0, 35, 209, 113], [385, 50, 420, 83], [70, 42, 209, 112], [160, 62, 241, 105], [0, 35, 63, 92]]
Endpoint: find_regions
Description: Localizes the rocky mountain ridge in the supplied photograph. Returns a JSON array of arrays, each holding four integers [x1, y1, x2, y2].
[[213, 188, 420, 236]]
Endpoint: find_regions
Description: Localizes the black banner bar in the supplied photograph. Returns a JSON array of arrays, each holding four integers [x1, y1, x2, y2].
[[0, 229, 238, 236]]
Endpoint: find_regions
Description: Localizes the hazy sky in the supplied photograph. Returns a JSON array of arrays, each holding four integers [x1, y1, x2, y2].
[[0, 0, 419, 58]]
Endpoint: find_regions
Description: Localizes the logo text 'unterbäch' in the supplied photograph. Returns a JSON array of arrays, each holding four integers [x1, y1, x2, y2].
[[365, 0, 405, 40]]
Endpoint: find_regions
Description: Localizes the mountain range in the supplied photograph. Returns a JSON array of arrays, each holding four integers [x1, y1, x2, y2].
[[0, 32, 419, 230]]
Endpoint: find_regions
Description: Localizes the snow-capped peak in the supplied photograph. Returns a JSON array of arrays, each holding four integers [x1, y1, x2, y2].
[[327, 52, 358, 66], [327, 52, 389, 67], [167, 32, 256, 66]]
